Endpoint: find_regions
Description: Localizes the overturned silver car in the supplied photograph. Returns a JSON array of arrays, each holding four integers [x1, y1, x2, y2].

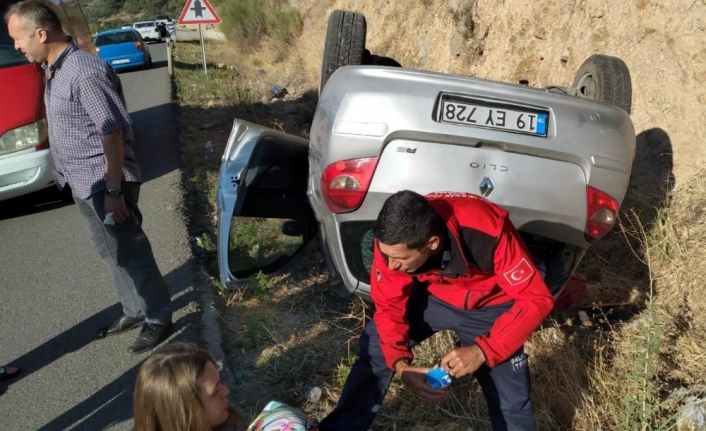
[[217, 10, 635, 300]]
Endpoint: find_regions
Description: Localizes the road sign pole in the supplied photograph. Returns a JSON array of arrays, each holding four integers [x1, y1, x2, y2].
[[177, 0, 222, 76], [199, 24, 207, 77]]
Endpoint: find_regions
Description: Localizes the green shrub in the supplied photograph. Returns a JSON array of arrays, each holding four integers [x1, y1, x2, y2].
[[265, 6, 302, 44], [217, 0, 302, 48], [218, 0, 266, 43], [79, 0, 185, 28]]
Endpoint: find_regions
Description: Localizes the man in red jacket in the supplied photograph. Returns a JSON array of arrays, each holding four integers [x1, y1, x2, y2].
[[318, 190, 554, 431]]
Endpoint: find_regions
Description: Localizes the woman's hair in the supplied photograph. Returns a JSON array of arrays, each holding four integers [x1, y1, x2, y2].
[[134, 342, 222, 431]]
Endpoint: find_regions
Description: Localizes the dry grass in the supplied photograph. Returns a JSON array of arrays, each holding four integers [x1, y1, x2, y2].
[[526, 171, 706, 431], [219, 251, 367, 417], [645, 171, 706, 392], [172, 2, 706, 429]]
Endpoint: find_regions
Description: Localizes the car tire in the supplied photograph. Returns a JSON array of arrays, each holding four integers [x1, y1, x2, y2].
[[319, 10, 367, 94], [143, 56, 152, 70], [572, 54, 632, 114]]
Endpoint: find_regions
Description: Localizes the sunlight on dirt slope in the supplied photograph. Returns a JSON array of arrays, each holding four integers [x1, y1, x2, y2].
[[288, 0, 705, 183]]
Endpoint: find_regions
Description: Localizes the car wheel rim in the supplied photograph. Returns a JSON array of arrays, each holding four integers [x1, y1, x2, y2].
[[576, 73, 596, 100]]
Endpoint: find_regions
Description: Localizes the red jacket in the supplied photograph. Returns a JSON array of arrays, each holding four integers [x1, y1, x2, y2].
[[370, 192, 554, 368]]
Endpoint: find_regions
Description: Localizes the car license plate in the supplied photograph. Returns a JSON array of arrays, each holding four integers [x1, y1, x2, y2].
[[439, 96, 548, 137], [112, 59, 130, 64]]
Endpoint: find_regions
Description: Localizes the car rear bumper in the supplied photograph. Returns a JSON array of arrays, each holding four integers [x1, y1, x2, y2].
[[104, 52, 147, 70], [312, 201, 375, 298], [0, 148, 55, 201]]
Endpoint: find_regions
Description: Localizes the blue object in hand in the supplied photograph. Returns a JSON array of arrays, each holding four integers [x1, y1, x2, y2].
[[427, 367, 452, 390]]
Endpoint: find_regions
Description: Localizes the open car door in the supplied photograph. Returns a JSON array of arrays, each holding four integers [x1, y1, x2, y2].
[[217, 119, 316, 289]]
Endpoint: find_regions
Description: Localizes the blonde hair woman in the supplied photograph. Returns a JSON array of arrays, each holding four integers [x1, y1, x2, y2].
[[134, 343, 246, 431], [134, 343, 317, 431]]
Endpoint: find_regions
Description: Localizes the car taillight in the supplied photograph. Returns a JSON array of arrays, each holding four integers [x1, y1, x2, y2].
[[585, 186, 619, 242], [135, 41, 143, 51], [321, 157, 379, 214]]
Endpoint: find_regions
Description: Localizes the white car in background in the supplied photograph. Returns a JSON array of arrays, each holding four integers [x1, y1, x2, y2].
[[132, 21, 161, 42]]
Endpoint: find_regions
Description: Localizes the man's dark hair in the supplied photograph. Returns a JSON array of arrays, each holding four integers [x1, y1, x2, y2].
[[4, 1, 63, 34], [373, 190, 445, 249]]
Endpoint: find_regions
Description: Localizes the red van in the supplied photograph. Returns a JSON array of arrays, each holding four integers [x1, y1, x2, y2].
[[0, 0, 94, 202]]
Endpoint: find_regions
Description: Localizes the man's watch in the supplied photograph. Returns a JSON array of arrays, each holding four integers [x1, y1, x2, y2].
[[105, 188, 122, 199]]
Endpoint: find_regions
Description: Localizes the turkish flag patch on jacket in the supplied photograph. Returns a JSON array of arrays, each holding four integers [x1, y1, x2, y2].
[[503, 258, 535, 286]]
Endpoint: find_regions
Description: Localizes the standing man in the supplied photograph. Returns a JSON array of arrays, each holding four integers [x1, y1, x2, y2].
[[318, 191, 554, 431], [5, 1, 172, 354], [166, 19, 176, 43]]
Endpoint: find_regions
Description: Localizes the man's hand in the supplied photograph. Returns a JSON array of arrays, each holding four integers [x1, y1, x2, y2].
[[395, 361, 448, 403], [104, 194, 130, 224], [440, 345, 486, 379]]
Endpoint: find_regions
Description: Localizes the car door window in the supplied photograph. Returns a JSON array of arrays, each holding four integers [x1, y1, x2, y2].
[[227, 137, 313, 278], [228, 217, 307, 276], [218, 125, 315, 286], [95, 32, 136, 46]]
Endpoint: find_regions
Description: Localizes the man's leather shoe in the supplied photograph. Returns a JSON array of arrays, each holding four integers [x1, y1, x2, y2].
[[128, 322, 173, 354], [98, 315, 144, 338]]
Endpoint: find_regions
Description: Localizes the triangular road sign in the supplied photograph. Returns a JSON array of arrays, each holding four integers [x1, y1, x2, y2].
[[178, 0, 221, 25]]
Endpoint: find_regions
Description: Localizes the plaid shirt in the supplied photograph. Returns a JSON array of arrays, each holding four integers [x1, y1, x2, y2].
[[44, 42, 141, 199]]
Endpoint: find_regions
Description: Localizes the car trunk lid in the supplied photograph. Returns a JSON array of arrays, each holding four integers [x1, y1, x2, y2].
[[367, 139, 589, 247]]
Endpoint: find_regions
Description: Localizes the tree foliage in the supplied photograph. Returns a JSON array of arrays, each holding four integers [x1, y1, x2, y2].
[[79, 0, 185, 32]]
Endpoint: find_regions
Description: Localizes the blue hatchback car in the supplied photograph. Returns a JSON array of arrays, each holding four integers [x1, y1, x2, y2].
[[95, 29, 152, 71]]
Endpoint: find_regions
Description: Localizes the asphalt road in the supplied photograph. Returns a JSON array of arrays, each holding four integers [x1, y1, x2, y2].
[[0, 43, 213, 430]]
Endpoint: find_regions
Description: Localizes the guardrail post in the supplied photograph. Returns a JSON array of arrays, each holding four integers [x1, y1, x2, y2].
[[167, 40, 173, 76]]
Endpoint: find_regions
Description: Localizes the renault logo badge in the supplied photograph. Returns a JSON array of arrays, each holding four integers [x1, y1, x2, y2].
[[479, 177, 494, 197]]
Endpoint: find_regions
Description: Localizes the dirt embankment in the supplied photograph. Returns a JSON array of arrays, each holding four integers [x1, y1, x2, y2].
[[278, 0, 706, 185], [196, 1, 706, 429]]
